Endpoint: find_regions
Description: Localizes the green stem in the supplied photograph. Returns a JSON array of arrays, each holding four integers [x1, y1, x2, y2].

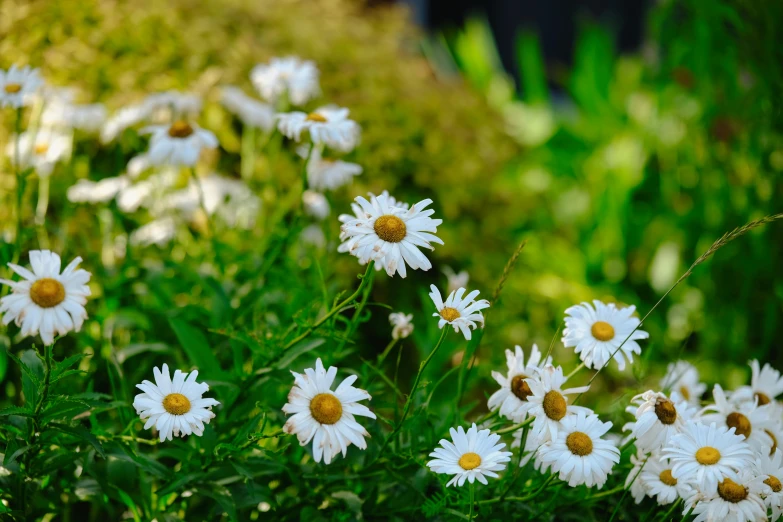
[[240, 124, 256, 182], [496, 416, 534, 435], [478, 473, 556, 505], [608, 456, 648, 522], [33, 342, 55, 426], [468, 482, 475, 520], [190, 167, 214, 239], [376, 338, 399, 367], [97, 435, 159, 446], [565, 361, 585, 381], [12, 107, 24, 265]]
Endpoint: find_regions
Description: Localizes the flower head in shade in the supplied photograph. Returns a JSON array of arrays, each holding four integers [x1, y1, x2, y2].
[[732, 360, 783, 409], [389, 312, 414, 340], [0, 65, 43, 108], [535, 412, 621, 488], [133, 364, 219, 442], [429, 285, 490, 341], [306, 146, 362, 191], [427, 423, 512, 487], [662, 421, 756, 492], [700, 384, 775, 454], [562, 300, 649, 371], [660, 360, 707, 406], [250, 56, 320, 106], [141, 121, 218, 167], [759, 449, 783, 519], [684, 468, 767, 522], [340, 192, 443, 278], [0, 250, 90, 345], [6, 130, 72, 177], [623, 391, 697, 453], [525, 365, 592, 443], [277, 106, 360, 152], [303, 190, 330, 220], [220, 86, 275, 131], [488, 344, 552, 422], [443, 266, 469, 295], [282, 358, 376, 464], [638, 451, 694, 505]]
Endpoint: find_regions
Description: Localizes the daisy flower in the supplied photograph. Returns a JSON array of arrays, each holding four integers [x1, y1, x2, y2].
[[685, 468, 767, 522], [663, 421, 756, 492], [40, 88, 107, 133], [624, 390, 697, 452], [732, 359, 783, 408], [340, 192, 443, 278], [429, 286, 490, 341], [141, 120, 218, 167], [443, 266, 469, 296], [277, 106, 360, 152], [487, 344, 552, 422], [535, 411, 621, 488], [626, 449, 650, 504], [660, 360, 707, 406], [101, 104, 151, 143], [562, 300, 649, 371], [427, 423, 512, 487], [282, 358, 376, 465], [759, 449, 783, 519], [6, 130, 72, 176], [302, 190, 330, 220], [250, 56, 320, 106], [700, 384, 775, 454], [143, 90, 202, 119], [0, 65, 43, 108], [0, 250, 90, 345], [129, 218, 177, 247], [220, 86, 275, 131], [306, 146, 362, 191], [67, 176, 131, 204], [639, 451, 694, 505], [389, 312, 414, 340], [133, 364, 219, 442], [525, 365, 592, 443]]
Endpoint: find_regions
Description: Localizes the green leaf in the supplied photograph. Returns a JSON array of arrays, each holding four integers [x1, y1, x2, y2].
[[51, 424, 106, 459], [273, 338, 325, 369], [40, 400, 91, 424], [169, 318, 223, 376], [0, 406, 35, 418]]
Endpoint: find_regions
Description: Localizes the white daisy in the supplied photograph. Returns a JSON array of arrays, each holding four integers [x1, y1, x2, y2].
[[685, 468, 767, 522], [100, 104, 151, 143], [6, 130, 72, 176], [67, 176, 131, 204], [663, 421, 756, 492], [660, 360, 707, 406], [0, 250, 90, 345], [732, 360, 783, 408], [535, 411, 620, 488], [427, 423, 512, 487], [510, 422, 540, 468], [282, 358, 376, 465], [339, 192, 443, 278], [562, 300, 649, 371], [487, 344, 552, 422], [626, 449, 650, 504], [133, 364, 220, 442], [303, 190, 330, 220], [142, 90, 202, 119], [306, 146, 362, 191], [250, 56, 320, 106], [277, 106, 360, 152], [443, 266, 469, 296], [39, 88, 106, 133], [129, 218, 177, 247], [639, 451, 694, 505], [525, 364, 592, 443], [0, 65, 43, 108], [141, 121, 218, 167], [700, 384, 775, 454], [389, 312, 414, 340], [220, 86, 275, 131], [428, 286, 490, 341], [758, 449, 783, 519], [624, 390, 697, 453]]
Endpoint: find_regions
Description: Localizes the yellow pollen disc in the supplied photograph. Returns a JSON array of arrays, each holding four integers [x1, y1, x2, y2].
[[510, 374, 532, 402], [659, 469, 677, 486], [34, 143, 49, 155], [4, 83, 22, 94], [162, 393, 191, 415], [168, 120, 194, 138], [591, 321, 615, 342], [543, 390, 567, 421], [439, 307, 460, 323], [458, 452, 481, 470], [566, 431, 593, 456], [765, 475, 782, 493], [755, 392, 771, 406], [305, 112, 328, 123], [679, 385, 691, 401], [726, 412, 752, 439], [717, 478, 748, 503], [373, 215, 407, 243], [695, 446, 721, 465], [30, 278, 66, 308], [654, 399, 678, 425], [767, 429, 778, 454], [310, 393, 342, 425]]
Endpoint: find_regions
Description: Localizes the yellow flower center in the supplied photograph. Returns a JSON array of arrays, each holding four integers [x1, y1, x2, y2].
[[510, 374, 532, 402], [765, 475, 782, 493], [591, 321, 615, 341], [695, 446, 721, 465], [162, 393, 191, 415], [543, 390, 567, 421], [767, 429, 778, 454], [373, 215, 407, 243], [34, 143, 49, 155], [439, 307, 460, 322], [566, 431, 593, 456], [305, 112, 328, 123], [726, 412, 752, 439], [679, 385, 691, 401], [458, 452, 481, 470], [4, 83, 22, 94], [310, 393, 342, 425], [717, 477, 748, 503], [755, 392, 771, 406], [659, 469, 677, 486], [654, 398, 678, 425], [168, 120, 194, 138], [30, 278, 66, 308]]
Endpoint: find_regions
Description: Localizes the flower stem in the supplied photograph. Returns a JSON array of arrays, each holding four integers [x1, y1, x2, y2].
[[565, 361, 585, 380], [376, 338, 399, 367], [496, 415, 534, 435], [468, 482, 475, 520], [33, 342, 55, 429], [189, 167, 214, 239], [12, 107, 25, 265]]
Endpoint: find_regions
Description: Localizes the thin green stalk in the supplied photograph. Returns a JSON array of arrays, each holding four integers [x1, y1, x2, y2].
[[189, 167, 214, 239], [468, 482, 475, 520], [496, 416, 534, 435], [565, 361, 585, 380], [97, 435, 159, 446], [33, 341, 55, 430], [608, 456, 648, 522], [376, 338, 399, 367], [658, 498, 682, 521], [12, 107, 25, 265], [479, 473, 556, 505], [240, 124, 256, 181]]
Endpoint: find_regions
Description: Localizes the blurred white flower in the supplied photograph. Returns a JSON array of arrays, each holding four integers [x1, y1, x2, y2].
[[250, 56, 320, 106], [277, 106, 360, 152], [101, 104, 150, 143], [67, 176, 131, 204], [428, 285, 490, 341], [427, 423, 512, 487], [6, 129, 72, 176], [731, 359, 783, 408], [0, 65, 43, 108], [302, 190, 330, 220], [660, 360, 706, 406], [158, 174, 260, 229], [40, 88, 106, 133], [101, 90, 202, 143], [129, 218, 177, 247], [700, 384, 775, 454], [306, 146, 362, 191], [220, 86, 275, 131], [389, 312, 414, 340], [141, 121, 218, 167], [300, 224, 326, 249], [443, 266, 469, 296]]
